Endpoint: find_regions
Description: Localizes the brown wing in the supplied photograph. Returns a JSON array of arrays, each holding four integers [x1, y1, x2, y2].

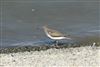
[[46, 27, 65, 37]]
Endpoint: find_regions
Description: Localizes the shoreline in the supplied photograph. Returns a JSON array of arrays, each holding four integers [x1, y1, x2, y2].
[[0, 41, 100, 54], [1, 37, 100, 66]]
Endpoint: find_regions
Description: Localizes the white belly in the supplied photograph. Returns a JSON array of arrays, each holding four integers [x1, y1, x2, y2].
[[47, 33, 66, 40], [49, 36, 66, 40]]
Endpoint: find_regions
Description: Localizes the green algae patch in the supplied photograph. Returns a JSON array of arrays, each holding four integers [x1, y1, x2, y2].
[[0, 46, 50, 54]]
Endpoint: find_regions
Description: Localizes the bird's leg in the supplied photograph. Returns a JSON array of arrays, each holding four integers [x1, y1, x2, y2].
[[51, 40, 59, 47], [51, 40, 56, 47], [55, 40, 59, 47]]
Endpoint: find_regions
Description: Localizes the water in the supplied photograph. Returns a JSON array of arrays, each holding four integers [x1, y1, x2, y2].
[[0, 0, 100, 48]]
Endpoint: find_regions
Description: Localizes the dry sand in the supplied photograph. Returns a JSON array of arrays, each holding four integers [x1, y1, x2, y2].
[[0, 46, 100, 67]]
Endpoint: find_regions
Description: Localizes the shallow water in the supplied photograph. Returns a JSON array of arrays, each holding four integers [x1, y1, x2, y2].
[[0, 0, 100, 48]]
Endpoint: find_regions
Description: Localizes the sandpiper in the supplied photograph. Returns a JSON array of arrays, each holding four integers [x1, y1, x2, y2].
[[43, 26, 71, 46]]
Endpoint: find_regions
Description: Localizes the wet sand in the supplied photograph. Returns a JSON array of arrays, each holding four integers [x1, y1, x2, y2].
[[0, 46, 100, 67]]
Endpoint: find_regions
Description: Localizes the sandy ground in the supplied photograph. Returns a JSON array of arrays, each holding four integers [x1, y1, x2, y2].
[[0, 46, 100, 67]]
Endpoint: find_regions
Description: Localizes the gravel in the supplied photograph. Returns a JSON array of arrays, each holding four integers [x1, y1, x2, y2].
[[0, 46, 100, 67]]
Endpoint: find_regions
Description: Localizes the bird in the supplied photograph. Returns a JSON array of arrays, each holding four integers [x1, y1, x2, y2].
[[43, 26, 71, 46]]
